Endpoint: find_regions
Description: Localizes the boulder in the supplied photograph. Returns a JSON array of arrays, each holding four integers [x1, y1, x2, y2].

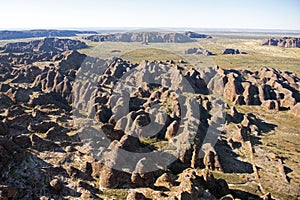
[[223, 48, 240, 54], [165, 120, 180, 140], [154, 173, 174, 189], [131, 158, 155, 187], [99, 165, 126, 189]]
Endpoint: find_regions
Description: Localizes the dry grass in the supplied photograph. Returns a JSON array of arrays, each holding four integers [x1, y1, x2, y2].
[[1, 33, 299, 74], [77, 34, 300, 74], [121, 48, 184, 63], [233, 105, 300, 199]]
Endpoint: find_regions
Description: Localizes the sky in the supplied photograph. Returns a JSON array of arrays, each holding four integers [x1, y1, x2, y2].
[[0, 0, 299, 30]]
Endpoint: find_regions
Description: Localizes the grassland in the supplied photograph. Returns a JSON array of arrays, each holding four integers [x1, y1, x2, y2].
[[0, 33, 299, 74], [76, 33, 300, 74], [231, 105, 300, 199]]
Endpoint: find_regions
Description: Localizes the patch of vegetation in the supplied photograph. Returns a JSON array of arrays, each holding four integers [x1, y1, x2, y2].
[[212, 171, 249, 184], [100, 189, 129, 200], [121, 48, 184, 64]]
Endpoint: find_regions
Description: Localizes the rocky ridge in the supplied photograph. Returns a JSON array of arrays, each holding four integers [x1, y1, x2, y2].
[[83, 32, 195, 43], [0, 38, 88, 65], [184, 31, 212, 39], [0, 30, 97, 40], [185, 47, 213, 56], [222, 49, 247, 55], [0, 38, 299, 199], [262, 37, 300, 48]]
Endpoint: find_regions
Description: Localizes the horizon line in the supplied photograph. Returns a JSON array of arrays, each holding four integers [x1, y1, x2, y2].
[[1, 27, 300, 33]]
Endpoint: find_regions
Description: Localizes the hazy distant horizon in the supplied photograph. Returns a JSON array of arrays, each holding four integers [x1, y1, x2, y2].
[[1, 27, 300, 34], [1, 0, 299, 30]]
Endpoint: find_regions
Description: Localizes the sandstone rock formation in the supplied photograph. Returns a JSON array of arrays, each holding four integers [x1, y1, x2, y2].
[[83, 32, 195, 43], [219, 67, 300, 109], [0, 42, 299, 199], [0, 38, 88, 65], [262, 37, 300, 48], [2, 38, 87, 54], [223, 48, 247, 55], [185, 47, 213, 55], [0, 30, 97, 40], [184, 31, 212, 39]]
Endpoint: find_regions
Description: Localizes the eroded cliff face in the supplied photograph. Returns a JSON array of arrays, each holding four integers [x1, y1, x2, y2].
[[262, 37, 300, 48], [83, 32, 196, 43]]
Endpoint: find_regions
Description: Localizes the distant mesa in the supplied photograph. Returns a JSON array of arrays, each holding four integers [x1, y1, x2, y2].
[[262, 37, 300, 48], [1, 38, 87, 54], [184, 31, 212, 39], [83, 32, 195, 43], [0, 30, 97, 40], [222, 48, 247, 55], [185, 47, 213, 56]]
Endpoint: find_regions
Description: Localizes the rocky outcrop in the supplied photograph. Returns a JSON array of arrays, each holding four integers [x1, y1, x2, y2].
[[185, 47, 213, 55], [184, 31, 212, 39], [223, 48, 247, 55], [262, 37, 300, 48], [2, 38, 87, 54], [1, 42, 298, 199], [0, 38, 88, 65], [83, 32, 195, 43], [0, 30, 97, 40], [220, 67, 300, 110], [168, 168, 230, 199], [55, 50, 87, 73]]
